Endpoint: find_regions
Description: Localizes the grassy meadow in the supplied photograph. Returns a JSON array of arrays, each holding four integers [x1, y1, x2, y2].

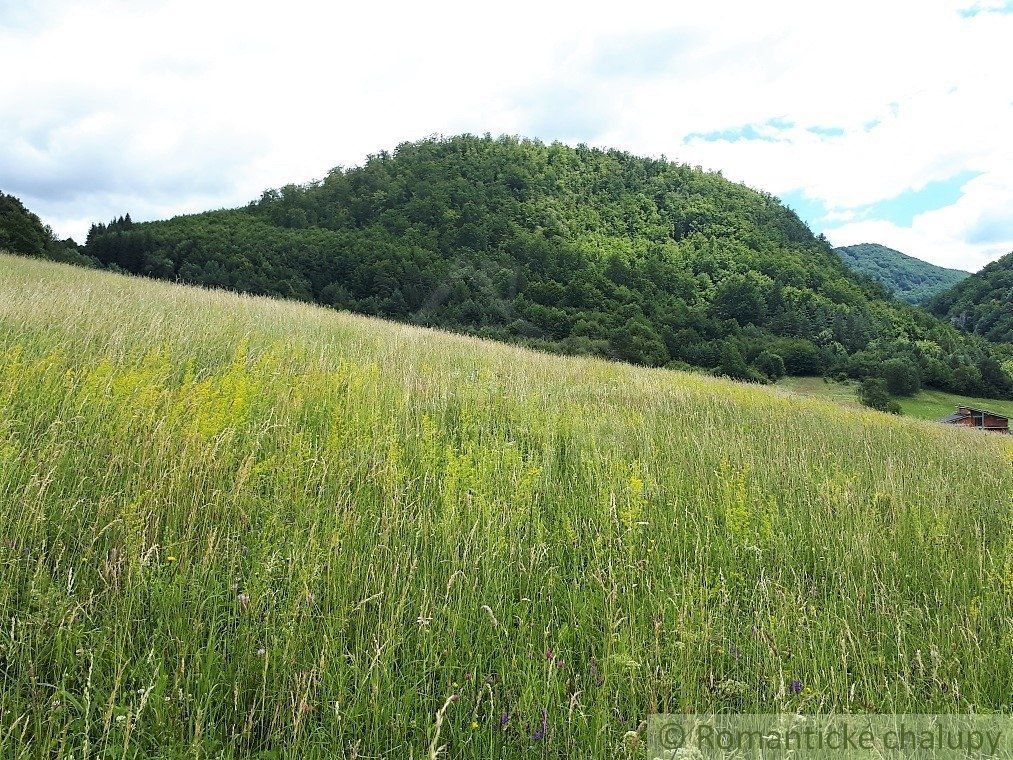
[[776, 375, 1013, 422], [1, 253, 1012, 758]]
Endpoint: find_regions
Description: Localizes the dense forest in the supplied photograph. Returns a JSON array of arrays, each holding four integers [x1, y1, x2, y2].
[[0, 191, 94, 266], [928, 251, 1013, 344], [834, 243, 969, 304], [24, 134, 1013, 399]]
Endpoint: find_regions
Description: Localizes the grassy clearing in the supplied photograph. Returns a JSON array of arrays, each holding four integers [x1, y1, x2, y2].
[[895, 389, 1013, 422], [1, 253, 1012, 758], [774, 377, 864, 409], [776, 376, 1013, 422]]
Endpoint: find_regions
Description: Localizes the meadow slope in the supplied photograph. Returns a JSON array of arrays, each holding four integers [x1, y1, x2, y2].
[[775, 376, 1013, 422], [1, 254, 1011, 758]]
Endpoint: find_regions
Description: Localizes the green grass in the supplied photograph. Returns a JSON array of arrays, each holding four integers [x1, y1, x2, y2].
[[774, 377, 864, 408], [895, 388, 1013, 422], [1, 254, 1012, 758], [776, 376, 1013, 422]]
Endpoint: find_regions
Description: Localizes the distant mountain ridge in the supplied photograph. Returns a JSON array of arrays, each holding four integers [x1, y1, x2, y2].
[[928, 250, 1013, 343], [834, 243, 969, 304]]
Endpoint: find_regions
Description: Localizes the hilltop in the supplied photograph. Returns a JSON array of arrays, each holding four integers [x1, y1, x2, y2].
[[929, 250, 1013, 344], [79, 135, 1012, 399], [0, 190, 93, 266], [1, 254, 1011, 757], [834, 242, 969, 304]]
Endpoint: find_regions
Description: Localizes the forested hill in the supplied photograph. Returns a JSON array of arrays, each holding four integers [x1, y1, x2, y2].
[[82, 134, 1012, 398], [834, 243, 969, 304], [928, 251, 1013, 343]]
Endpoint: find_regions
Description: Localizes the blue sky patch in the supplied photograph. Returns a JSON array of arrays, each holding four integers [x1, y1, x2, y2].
[[959, 1, 1013, 17], [686, 118, 848, 145], [807, 126, 845, 137], [861, 171, 980, 226], [685, 118, 795, 144], [780, 171, 979, 233], [685, 124, 776, 143]]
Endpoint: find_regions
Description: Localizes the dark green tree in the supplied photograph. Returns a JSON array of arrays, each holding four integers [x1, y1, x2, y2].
[[611, 318, 669, 367], [880, 358, 921, 396], [0, 192, 49, 255], [860, 378, 901, 414], [753, 350, 786, 380]]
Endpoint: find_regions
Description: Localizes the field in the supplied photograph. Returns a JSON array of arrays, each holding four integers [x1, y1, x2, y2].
[[776, 376, 1013, 422], [1, 253, 1012, 758]]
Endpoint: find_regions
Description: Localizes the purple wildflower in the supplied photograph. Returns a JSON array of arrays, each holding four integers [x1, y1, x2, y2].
[[789, 679, 803, 695], [531, 708, 548, 741]]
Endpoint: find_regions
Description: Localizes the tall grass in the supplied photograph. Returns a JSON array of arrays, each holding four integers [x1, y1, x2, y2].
[[0, 254, 1011, 758]]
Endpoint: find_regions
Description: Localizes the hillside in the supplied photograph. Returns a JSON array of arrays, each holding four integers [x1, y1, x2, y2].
[[776, 375, 1013, 421], [929, 250, 1013, 343], [834, 242, 969, 304], [0, 190, 93, 266], [1, 254, 1012, 757], [81, 134, 1012, 399]]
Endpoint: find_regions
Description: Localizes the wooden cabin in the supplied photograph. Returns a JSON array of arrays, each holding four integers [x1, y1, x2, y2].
[[939, 406, 1009, 434]]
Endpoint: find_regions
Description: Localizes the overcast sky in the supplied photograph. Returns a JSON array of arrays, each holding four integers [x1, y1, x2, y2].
[[2, 0, 1011, 270]]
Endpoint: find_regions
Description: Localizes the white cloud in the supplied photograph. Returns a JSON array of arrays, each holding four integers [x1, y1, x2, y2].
[[827, 170, 1013, 272], [1, 0, 1010, 271]]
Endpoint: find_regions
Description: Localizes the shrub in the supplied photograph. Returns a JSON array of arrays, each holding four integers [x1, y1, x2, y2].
[[753, 350, 786, 381], [860, 377, 901, 413], [777, 339, 821, 376], [880, 358, 921, 396], [717, 342, 752, 380], [610, 318, 669, 367]]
